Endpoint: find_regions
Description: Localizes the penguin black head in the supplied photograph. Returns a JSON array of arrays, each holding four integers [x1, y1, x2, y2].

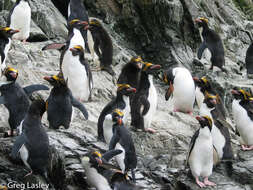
[[196, 115, 212, 131], [44, 73, 65, 87], [89, 19, 103, 29], [162, 69, 175, 85], [195, 17, 209, 28], [0, 27, 19, 38], [69, 45, 84, 56], [129, 56, 144, 70], [193, 76, 211, 90], [112, 109, 124, 125], [231, 89, 252, 101], [68, 19, 89, 30], [203, 92, 217, 108], [117, 84, 136, 96], [82, 150, 103, 167], [29, 98, 46, 118], [3, 67, 18, 82], [142, 62, 161, 74]]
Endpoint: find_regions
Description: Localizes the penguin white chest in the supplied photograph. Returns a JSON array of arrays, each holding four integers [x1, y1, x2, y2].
[[84, 166, 111, 190], [104, 114, 113, 144], [10, 1, 31, 40], [199, 103, 213, 118], [195, 87, 204, 109], [1, 40, 10, 71], [189, 128, 213, 177], [211, 125, 225, 159], [70, 29, 85, 49], [232, 100, 253, 145], [172, 69, 195, 112], [144, 76, 157, 129], [62, 51, 89, 101]]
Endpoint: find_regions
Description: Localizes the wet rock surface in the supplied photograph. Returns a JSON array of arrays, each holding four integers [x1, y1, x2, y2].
[[0, 0, 253, 190]]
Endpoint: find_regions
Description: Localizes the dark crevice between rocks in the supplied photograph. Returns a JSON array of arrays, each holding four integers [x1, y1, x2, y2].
[[27, 34, 49, 42], [50, 0, 69, 20]]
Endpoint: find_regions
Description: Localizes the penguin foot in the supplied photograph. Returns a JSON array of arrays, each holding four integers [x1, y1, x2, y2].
[[241, 144, 253, 151], [195, 177, 206, 188], [22, 39, 27, 43], [204, 177, 216, 186], [173, 109, 179, 112], [145, 128, 156, 134], [187, 111, 193, 115], [24, 171, 33, 177], [3, 130, 15, 137]]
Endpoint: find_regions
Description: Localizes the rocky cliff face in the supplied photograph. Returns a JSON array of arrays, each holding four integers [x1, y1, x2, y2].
[[0, 0, 253, 190]]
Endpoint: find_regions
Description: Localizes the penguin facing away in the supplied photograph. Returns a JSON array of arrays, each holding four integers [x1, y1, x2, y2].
[[187, 115, 216, 188], [193, 76, 226, 118], [62, 45, 93, 102], [88, 19, 115, 76], [199, 93, 234, 161], [11, 99, 52, 185], [163, 67, 195, 114], [243, 30, 253, 77], [0, 27, 19, 72], [195, 17, 226, 73], [97, 84, 136, 142], [81, 149, 123, 190], [7, 0, 31, 42], [109, 109, 137, 183], [0, 67, 49, 137], [231, 89, 253, 150], [44, 73, 88, 129], [131, 61, 161, 133]]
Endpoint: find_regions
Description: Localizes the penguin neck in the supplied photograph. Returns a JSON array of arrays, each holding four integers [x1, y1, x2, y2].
[[0, 80, 15, 88], [201, 23, 209, 33], [199, 126, 212, 138]]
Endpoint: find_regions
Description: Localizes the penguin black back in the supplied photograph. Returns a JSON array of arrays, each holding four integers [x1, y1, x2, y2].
[[246, 43, 253, 76], [89, 19, 114, 75], [195, 17, 226, 72], [117, 56, 144, 89]]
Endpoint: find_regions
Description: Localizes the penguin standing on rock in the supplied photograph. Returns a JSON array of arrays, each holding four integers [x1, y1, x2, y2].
[[11, 99, 51, 185], [97, 84, 136, 142], [163, 67, 195, 114], [82, 149, 123, 190], [199, 93, 234, 161], [109, 109, 137, 183], [131, 62, 161, 133], [195, 17, 226, 73], [88, 19, 115, 76], [231, 89, 253, 150], [62, 45, 93, 102], [0, 67, 49, 137], [187, 115, 216, 188], [7, 0, 31, 42], [0, 27, 19, 72], [44, 73, 88, 129]]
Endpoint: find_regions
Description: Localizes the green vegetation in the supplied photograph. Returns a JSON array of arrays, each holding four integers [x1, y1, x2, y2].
[[233, 0, 253, 19]]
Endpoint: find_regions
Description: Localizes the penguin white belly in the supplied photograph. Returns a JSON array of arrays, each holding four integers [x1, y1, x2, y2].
[[10, 1, 31, 40], [199, 103, 212, 118], [232, 100, 253, 145], [104, 114, 113, 144], [62, 51, 90, 101], [85, 167, 112, 190], [211, 125, 225, 159], [67, 3, 71, 17], [115, 143, 126, 172], [188, 128, 213, 177], [2, 40, 11, 71], [87, 29, 95, 59], [70, 29, 85, 49], [195, 87, 204, 109], [122, 95, 130, 124], [144, 77, 157, 129], [172, 72, 195, 112], [19, 144, 31, 170]]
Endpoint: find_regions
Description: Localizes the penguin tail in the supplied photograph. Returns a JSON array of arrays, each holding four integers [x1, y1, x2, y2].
[[131, 169, 136, 183]]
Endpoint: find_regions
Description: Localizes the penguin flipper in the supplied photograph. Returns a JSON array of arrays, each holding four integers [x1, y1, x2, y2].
[[197, 42, 207, 59], [11, 133, 26, 160], [186, 129, 200, 166], [0, 96, 5, 104], [140, 96, 150, 116], [42, 43, 66, 51], [71, 95, 89, 120], [109, 130, 120, 151], [23, 84, 49, 96], [102, 149, 123, 161]]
